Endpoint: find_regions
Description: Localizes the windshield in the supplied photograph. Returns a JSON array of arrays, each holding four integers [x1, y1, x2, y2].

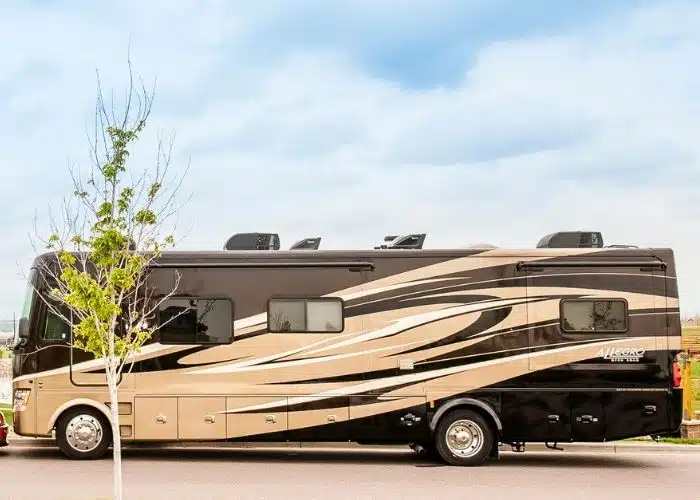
[[16, 268, 38, 342]]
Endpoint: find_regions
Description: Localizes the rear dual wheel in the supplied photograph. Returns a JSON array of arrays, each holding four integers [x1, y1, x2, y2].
[[434, 409, 493, 466]]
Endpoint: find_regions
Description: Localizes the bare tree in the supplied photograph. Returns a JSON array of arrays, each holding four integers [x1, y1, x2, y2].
[[31, 57, 190, 500]]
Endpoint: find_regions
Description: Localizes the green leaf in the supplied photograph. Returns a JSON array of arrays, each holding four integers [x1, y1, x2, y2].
[[38, 117, 181, 365]]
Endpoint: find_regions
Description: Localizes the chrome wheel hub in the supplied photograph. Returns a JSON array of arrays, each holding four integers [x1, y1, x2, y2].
[[445, 419, 483, 457], [66, 415, 103, 452]]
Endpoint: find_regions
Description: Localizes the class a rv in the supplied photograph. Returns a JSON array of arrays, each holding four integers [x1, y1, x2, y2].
[[10, 231, 683, 466]]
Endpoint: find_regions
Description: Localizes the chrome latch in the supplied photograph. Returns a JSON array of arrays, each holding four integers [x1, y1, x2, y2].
[[400, 413, 422, 427], [577, 414, 598, 424]]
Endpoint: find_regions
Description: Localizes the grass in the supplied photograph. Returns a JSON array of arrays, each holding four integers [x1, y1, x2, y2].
[[682, 326, 700, 413], [626, 436, 700, 445], [654, 437, 700, 445], [692, 361, 700, 379], [0, 403, 11, 427]]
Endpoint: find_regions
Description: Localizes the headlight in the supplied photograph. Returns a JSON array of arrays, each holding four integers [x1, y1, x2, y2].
[[13, 388, 30, 412]]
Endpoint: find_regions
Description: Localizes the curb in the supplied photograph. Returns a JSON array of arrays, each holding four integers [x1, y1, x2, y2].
[[7, 436, 700, 454]]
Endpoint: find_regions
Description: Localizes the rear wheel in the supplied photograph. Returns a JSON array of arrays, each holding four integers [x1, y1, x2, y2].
[[434, 409, 493, 466], [55, 407, 111, 460]]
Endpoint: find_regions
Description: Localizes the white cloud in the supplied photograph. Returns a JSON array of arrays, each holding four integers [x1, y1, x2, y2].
[[1, 0, 699, 318]]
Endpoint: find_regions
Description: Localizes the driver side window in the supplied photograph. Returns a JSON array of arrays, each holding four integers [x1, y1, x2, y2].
[[42, 309, 71, 342]]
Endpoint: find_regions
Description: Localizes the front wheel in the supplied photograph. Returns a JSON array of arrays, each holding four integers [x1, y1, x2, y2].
[[434, 409, 493, 466], [55, 407, 112, 460]]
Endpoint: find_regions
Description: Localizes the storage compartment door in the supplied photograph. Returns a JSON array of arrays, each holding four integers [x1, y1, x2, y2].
[[134, 397, 178, 440], [178, 397, 227, 441], [288, 396, 350, 441], [226, 396, 288, 440], [570, 392, 605, 441], [500, 391, 571, 443]]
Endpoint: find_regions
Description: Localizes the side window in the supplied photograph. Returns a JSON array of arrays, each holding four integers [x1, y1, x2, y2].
[[43, 310, 71, 341], [157, 297, 233, 344], [268, 298, 344, 333], [560, 299, 628, 332]]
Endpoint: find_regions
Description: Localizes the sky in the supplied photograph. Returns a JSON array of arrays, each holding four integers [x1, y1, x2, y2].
[[0, 0, 699, 320]]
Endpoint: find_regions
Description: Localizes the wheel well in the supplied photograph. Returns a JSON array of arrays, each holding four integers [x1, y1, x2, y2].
[[50, 401, 112, 432], [462, 405, 496, 429], [430, 399, 502, 437]]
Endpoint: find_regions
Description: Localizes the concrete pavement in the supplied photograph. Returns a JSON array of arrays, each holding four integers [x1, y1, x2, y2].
[[0, 445, 697, 499]]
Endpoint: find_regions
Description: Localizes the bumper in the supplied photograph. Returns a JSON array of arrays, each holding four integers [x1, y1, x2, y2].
[[0, 423, 7, 447]]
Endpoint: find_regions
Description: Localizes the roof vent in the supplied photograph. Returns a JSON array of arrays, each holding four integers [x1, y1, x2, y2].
[[289, 237, 321, 250], [374, 233, 426, 249], [536, 231, 604, 248], [224, 232, 281, 251]]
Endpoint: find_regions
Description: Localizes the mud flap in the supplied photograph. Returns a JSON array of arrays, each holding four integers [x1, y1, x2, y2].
[[489, 440, 500, 459]]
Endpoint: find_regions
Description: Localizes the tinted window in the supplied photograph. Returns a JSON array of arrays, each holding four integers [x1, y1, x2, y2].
[[17, 268, 38, 340], [157, 298, 233, 344], [43, 310, 71, 341], [561, 299, 628, 332], [268, 298, 343, 333]]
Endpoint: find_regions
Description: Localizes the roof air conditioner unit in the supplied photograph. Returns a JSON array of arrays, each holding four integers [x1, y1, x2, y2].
[[224, 232, 281, 250]]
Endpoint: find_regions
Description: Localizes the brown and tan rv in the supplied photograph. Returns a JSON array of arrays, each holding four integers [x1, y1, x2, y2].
[[10, 232, 684, 466]]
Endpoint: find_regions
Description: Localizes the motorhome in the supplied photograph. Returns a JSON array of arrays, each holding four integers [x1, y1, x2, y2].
[[10, 231, 683, 466]]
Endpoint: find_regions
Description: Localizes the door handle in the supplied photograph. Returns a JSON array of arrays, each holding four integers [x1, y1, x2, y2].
[[577, 414, 598, 424], [643, 405, 657, 416], [155, 414, 167, 424], [548, 414, 560, 423], [204, 414, 216, 424], [400, 413, 422, 427], [37, 381, 43, 388], [265, 415, 276, 424]]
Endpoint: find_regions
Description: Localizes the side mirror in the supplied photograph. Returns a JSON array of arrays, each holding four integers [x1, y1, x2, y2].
[[17, 318, 30, 339], [10, 337, 26, 350]]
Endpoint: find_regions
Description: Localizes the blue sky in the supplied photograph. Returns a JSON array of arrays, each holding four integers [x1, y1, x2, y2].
[[1, 0, 699, 321]]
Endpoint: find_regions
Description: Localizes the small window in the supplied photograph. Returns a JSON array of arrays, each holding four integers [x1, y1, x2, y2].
[[43, 310, 71, 341], [268, 298, 343, 333], [157, 297, 233, 344], [560, 299, 628, 333]]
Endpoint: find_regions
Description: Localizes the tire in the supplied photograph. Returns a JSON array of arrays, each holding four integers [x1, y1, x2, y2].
[[434, 409, 494, 466], [55, 407, 112, 460]]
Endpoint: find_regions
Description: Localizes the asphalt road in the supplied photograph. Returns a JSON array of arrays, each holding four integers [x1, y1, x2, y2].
[[0, 445, 695, 499]]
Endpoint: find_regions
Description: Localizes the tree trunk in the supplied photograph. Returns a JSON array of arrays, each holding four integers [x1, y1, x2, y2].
[[108, 367, 123, 500]]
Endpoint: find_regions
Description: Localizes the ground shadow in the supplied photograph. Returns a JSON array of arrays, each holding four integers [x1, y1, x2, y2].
[[3, 446, 652, 469], [491, 452, 645, 469]]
